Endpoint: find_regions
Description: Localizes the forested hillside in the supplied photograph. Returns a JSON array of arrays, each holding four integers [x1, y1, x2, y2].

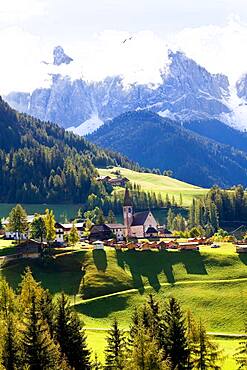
[[0, 97, 138, 203], [88, 111, 247, 187]]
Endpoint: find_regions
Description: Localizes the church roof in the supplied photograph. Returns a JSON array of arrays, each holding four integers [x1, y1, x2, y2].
[[123, 188, 133, 206], [131, 211, 150, 226], [106, 223, 126, 229]]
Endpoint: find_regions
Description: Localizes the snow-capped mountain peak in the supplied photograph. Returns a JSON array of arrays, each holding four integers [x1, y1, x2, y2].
[[4, 47, 247, 134]]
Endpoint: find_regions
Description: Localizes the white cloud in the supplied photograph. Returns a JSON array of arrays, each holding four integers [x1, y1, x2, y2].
[[67, 30, 169, 86], [0, 27, 51, 94], [2, 17, 247, 94], [172, 16, 247, 83], [0, 0, 47, 23]]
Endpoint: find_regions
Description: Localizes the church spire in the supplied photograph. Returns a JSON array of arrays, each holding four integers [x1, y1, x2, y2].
[[123, 187, 133, 206]]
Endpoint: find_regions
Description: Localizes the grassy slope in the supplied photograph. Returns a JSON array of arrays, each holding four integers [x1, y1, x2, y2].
[[98, 167, 207, 206], [1, 244, 247, 332], [1, 244, 245, 369]]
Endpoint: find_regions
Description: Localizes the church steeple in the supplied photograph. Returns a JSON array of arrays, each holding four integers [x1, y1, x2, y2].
[[123, 187, 133, 236], [124, 187, 133, 206]]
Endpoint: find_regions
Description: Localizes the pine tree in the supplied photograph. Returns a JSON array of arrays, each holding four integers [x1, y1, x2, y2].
[[167, 209, 174, 230], [22, 294, 62, 370], [192, 320, 222, 370], [209, 203, 219, 231], [0, 278, 16, 318], [84, 218, 93, 237], [127, 324, 169, 370], [44, 209, 56, 245], [105, 318, 126, 370], [189, 199, 196, 228], [92, 353, 103, 370], [40, 289, 55, 338], [129, 307, 140, 347], [2, 314, 21, 370], [163, 297, 190, 370], [8, 204, 28, 244], [19, 267, 43, 309], [235, 326, 247, 370], [97, 208, 105, 224], [107, 210, 116, 223], [69, 222, 80, 246], [147, 294, 165, 346], [55, 292, 91, 369], [30, 214, 46, 244]]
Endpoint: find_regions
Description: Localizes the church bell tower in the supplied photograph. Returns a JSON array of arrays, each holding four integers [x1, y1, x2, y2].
[[123, 187, 133, 237]]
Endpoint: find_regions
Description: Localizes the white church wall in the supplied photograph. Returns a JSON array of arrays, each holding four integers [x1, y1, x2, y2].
[[144, 212, 158, 231]]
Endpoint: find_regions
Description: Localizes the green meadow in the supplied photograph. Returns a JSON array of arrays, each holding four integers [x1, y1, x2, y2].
[[0, 243, 246, 368], [98, 167, 207, 206]]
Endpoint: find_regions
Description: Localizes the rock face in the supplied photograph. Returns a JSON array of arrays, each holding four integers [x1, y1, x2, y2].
[[53, 45, 73, 66], [236, 74, 247, 99], [5, 48, 231, 131]]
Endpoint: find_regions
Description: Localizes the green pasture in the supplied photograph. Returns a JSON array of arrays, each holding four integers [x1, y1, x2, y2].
[[0, 243, 246, 369], [98, 167, 207, 206]]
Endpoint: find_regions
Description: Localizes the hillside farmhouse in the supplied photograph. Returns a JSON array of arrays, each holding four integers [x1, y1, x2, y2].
[[96, 175, 129, 187]]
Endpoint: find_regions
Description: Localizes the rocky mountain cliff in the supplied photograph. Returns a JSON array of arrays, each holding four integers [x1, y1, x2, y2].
[[5, 47, 234, 134]]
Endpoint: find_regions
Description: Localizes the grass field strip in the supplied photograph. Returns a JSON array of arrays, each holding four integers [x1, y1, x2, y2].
[[75, 276, 247, 306]]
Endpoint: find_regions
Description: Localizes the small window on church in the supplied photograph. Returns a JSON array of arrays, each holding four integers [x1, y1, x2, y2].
[[128, 207, 132, 212]]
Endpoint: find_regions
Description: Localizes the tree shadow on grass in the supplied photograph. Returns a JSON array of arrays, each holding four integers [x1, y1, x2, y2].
[[117, 250, 171, 291], [178, 251, 208, 275], [115, 249, 208, 292], [75, 295, 128, 318], [93, 250, 107, 272], [238, 253, 247, 266], [2, 252, 88, 296], [115, 250, 125, 269]]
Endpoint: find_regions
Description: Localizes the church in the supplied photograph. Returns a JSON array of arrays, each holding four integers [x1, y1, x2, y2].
[[123, 188, 158, 238]]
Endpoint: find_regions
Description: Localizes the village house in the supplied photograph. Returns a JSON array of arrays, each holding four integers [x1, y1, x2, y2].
[[89, 224, 113, 241], [123, 188, 158, 238], [105, 223, 126, 241], [55, 222, 84, 243], [89, 223, 126, 242], [3, 215, 36, 240], [178, 241, 200, 251], [96, 175, 111, 183], [96, 175, 129, 187], [236, 244, 247, 253], [108, 177, 129, 187]]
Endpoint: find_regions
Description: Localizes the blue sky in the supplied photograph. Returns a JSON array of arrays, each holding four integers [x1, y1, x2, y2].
[[1, 0, 247, 92]]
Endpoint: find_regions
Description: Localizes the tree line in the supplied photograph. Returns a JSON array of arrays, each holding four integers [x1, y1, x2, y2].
[[188, 185, 247, 236], [82, 184, 183, 218], [0, 97, 140, 204]]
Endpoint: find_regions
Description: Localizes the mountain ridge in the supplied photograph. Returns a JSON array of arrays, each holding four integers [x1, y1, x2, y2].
[[6, 48, 244, 133], [87, 110, 247, 188]]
